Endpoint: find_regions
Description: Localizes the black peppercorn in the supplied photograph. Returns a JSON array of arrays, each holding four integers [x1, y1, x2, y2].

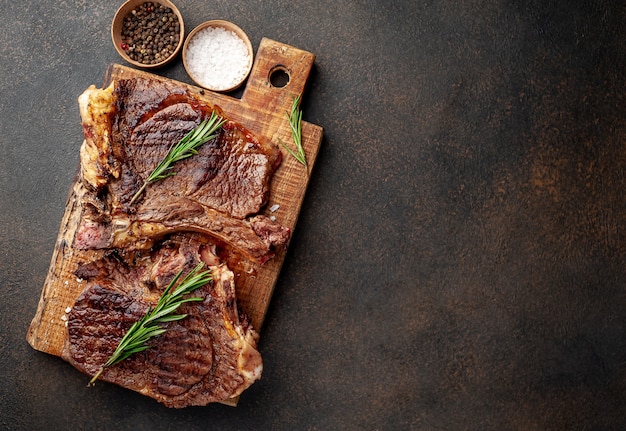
[[120, 1, 180, 65]]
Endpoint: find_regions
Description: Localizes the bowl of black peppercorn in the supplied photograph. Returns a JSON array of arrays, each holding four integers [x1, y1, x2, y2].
[[111, 0, 184, 68]]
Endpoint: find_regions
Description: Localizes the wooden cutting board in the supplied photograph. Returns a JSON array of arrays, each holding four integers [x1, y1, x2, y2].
[[27, 38, 323, 369]]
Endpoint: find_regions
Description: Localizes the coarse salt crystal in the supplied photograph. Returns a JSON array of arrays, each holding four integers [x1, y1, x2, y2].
[[61, 315, 67, 322], [65, 306, 72, 314], [269, 204, 280, 213], [269, 215, 276, 222], [185, 26, 251, 91]]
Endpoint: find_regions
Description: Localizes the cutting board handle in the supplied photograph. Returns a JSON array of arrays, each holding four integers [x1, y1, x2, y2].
[[242, 38, 316, 118]]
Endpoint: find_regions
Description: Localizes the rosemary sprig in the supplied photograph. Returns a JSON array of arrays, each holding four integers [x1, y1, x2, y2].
[[88, 262, 212, 386], [129, 111, 226, 204], [279, 94, 307, 169]]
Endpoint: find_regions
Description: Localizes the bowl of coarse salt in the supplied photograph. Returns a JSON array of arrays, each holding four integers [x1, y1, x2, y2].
[[183, 20, 254, 92]]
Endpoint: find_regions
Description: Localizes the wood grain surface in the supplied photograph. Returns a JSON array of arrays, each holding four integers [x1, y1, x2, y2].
[[26, 38, 323, 362]]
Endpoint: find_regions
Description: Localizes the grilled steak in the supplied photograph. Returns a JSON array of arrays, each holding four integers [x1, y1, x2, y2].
[[74, 78, 289, 262], [62, 234, 262, 407], [60, 78, 291, 406]]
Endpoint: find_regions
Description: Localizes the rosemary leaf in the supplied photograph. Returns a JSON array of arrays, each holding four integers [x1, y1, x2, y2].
[[129, 111, 226, 204], [88, 262, 211, 386], [280, 94, 308, 169]]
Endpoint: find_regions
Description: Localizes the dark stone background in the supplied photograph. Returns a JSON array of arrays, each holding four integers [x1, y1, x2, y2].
[[1, 1, 625, 429]]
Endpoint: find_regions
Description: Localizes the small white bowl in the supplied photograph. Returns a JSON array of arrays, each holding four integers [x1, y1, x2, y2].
[[183, 20, 254, 92]]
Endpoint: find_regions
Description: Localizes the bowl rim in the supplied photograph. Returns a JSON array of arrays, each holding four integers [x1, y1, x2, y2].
[[182, 19, 254, 92], [111, 0, 185, 69]]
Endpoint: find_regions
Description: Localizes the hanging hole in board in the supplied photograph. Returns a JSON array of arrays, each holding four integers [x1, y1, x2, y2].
[[269, 66, 290, 88]]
